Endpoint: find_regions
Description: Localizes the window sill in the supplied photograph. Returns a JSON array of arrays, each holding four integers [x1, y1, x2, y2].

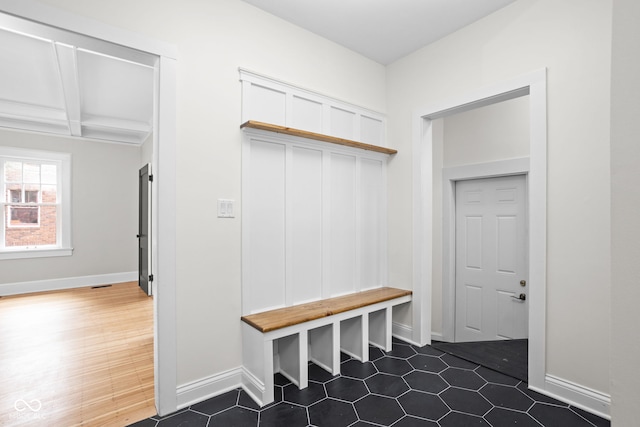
[[0, 247, 73, 260]]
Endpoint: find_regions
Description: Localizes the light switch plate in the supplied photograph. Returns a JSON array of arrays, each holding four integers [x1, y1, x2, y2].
[[217, 199, 235, 218]]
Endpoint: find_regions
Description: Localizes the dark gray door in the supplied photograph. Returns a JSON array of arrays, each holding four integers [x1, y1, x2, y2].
[[138, 164, 151, 295]]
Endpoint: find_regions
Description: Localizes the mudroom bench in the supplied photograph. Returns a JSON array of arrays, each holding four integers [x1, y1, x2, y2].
[[241, 287, 412, 406]]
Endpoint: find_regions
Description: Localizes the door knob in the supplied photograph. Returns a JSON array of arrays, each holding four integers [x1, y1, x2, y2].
[[511, 293, 526, 301], [520, 280, 526, 287]]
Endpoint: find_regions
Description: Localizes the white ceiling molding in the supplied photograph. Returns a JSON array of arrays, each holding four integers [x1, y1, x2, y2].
[[0, 12, 155, 145]]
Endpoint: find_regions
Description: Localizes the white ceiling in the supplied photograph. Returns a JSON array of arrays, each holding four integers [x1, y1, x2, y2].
[[241, 0, 517, 65], [0, 1, 516, 145], [0, 13, 155, 145]]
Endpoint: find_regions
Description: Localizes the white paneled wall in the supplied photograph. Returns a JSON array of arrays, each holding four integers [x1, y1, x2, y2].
[[292, 97, 323, 133], [329, 152, 358, 297], [245, 140, 287, 313], [240, 71, 390, 315], [240, 69, 387, 147], [360, 158, 384, 287], [242, 130, 389, 315], [291, 146, 323, 304]]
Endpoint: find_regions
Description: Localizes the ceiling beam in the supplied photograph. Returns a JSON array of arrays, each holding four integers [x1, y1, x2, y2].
[[53, 42, 82, 137]]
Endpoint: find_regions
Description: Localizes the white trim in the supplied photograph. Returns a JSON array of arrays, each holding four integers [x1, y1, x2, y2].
[[412, 69, 547, 391], [441, 158, 530, 342], [176, 368, 244, 410], [537, 375, 611, 420], [442, 158, 530, 182], [392, 321, 416, 345], [0, 247, 72, 260], [154, 54, 178, 416], [411, 114, 432, 346], [242, 366, 267, 407], [0, 1, 179, 417], [527, 70, 548, 393], [430, 332, 445, 342], [0, 271, 136, 296]]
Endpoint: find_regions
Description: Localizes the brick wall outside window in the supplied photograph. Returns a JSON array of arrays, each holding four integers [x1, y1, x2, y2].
[[5, 205, 57, 247]]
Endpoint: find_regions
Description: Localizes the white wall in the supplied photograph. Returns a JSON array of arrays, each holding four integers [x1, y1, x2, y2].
[[610, 0, 640, 424], [443, 96, 529, 168], [36, 0, 387, 387], [387, 0, 611, 397], [0, 128, 139, 284]]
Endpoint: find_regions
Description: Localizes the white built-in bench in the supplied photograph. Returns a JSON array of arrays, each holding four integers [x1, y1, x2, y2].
[[241, 287, 412, 406]]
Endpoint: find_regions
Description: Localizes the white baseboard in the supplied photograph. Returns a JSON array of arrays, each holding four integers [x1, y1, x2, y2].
[[530, 374, 611, 420], [241, 366, 267, 407], [175, 324, 419, 411], [0, 271, 137, 296], [176, 367, 244, 410], [393, 322, 420, 346]]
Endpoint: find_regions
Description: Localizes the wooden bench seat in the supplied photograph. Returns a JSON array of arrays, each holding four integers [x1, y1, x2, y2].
[[241, 287, 412, 333], [241, 287, 412, 406]]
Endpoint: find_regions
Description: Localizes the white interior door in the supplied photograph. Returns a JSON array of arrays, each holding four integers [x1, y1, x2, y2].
[[455, 175, 528, 342]]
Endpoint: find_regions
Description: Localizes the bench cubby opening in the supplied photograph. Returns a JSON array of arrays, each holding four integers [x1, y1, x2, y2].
[[340, 315, 367, 361], [369, 307, 392, 351], [274, 331, 308, 389], [308, 323, 339, 375]]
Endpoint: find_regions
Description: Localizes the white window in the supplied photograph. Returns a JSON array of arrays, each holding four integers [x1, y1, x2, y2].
[[0, 147, 72, 259]]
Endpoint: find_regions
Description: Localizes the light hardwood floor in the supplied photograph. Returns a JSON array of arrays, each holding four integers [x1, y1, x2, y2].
[[0, 282, 155, 426]]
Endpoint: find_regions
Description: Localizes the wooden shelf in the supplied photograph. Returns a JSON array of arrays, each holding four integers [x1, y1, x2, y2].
[[241, 120, 397, 155]]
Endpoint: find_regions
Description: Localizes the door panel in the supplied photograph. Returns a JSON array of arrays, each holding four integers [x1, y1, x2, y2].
[[496, 216, 517, 273], [138, 164, 151, 296], [465, 285, 483, 331], [465, 216, 483, 269], [455, 175, 527, 342]]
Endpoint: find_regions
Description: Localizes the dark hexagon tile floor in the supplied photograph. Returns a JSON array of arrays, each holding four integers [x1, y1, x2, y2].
[[129, 342, 610, 427]]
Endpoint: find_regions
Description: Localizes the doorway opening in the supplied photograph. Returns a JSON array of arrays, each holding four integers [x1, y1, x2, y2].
[[412, 69, 547, 391], [0, 2, 178, 417]]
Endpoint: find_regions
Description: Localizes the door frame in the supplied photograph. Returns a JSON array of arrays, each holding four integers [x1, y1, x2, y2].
[[411, 69, 547, 392], [443, 160, 530, 342], [0, 1, 179, 416]]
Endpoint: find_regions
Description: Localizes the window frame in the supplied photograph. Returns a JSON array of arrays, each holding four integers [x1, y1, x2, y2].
[[0, 147, 72, 260]]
